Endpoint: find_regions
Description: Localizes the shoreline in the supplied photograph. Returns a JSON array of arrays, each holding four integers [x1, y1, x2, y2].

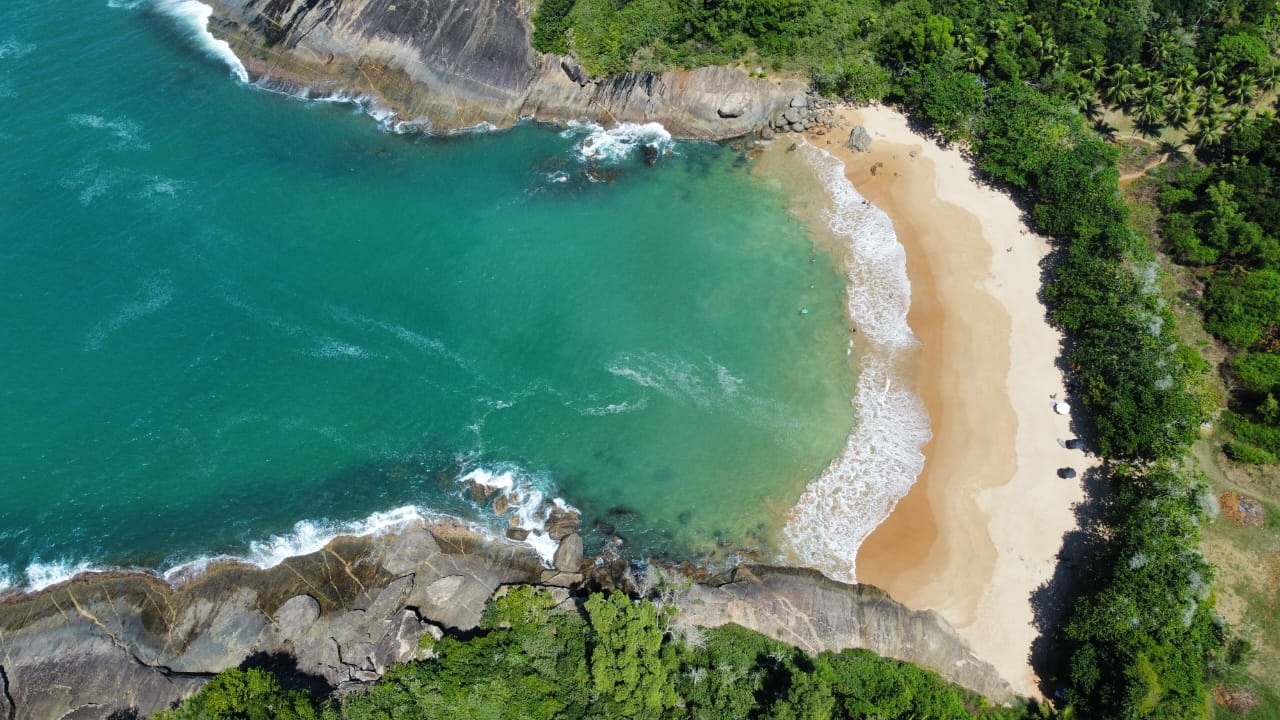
[[795, 105, 1091, 695]]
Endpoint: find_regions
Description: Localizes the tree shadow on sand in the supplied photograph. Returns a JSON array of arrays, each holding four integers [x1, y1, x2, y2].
[[1027, 462, 1116, 701]]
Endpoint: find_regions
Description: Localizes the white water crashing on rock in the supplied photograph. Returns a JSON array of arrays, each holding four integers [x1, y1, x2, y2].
[[564, 121, 674, 164], [460, 465, 577, 565], [160, 504, 432, 583], [782, 143, 931, 584], [24, 559, 103, 592], [153, 0, 249, 83]]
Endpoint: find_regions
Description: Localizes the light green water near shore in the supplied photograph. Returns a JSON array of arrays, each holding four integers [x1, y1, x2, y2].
[[0, 0, 858, 589]]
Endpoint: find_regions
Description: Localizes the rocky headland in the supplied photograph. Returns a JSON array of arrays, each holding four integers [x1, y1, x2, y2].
[[0, 517, 1014, 719], [200, 0, 828, 139]]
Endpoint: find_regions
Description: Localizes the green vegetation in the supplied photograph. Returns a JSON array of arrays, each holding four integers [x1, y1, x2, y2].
[[165, 588, 1040, 719], [155, 667, 335, 720], [1058, 464, 1225, 718]]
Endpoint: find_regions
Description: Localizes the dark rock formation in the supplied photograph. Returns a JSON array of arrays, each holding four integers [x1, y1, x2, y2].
[[202, 0, 806, 139]]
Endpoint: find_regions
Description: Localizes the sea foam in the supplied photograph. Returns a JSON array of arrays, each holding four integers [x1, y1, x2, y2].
[[85, 275, 175, 351], [566, 121, 674, 164], [782, 143, 931, 584], [161, 504, 431, 584], [461, 465, 578, 565], [153, 0, 249, 83], [0, 38, 36, 60], [25, 559, 102, 592]]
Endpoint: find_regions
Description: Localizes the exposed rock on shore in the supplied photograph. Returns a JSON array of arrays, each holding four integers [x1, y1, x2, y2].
[[202, 0, 806, 139], [0, 522, 1014, 718], [681, 565, 1015, 701], [0, 519, 544, 720]]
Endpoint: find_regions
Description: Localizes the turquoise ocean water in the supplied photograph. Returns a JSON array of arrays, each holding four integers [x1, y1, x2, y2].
[[0, 1, 859, 590]]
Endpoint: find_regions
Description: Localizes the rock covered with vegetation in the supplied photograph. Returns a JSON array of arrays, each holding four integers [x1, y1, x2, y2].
[[0, 523, 1015, 719], [201, 0, 804, 138], [155, 587, 1040, 720]]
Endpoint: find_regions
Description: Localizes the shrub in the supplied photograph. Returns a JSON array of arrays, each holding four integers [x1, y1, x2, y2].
[[1223, 440, 1278, 464]]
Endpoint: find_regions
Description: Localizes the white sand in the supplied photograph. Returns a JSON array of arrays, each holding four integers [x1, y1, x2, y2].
[[810, 105, 1093, 695]]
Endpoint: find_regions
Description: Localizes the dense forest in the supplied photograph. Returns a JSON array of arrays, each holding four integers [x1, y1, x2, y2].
[[164, 0, 1279, 717], [157, 587, 1044, 719]]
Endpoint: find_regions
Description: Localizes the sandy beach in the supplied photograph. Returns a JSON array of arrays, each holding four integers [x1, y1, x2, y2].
[[799, 105, 1093, 696]]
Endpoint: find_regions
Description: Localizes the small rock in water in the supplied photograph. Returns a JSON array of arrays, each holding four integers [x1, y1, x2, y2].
[[492, 494, 510, 515], [546, 505, 581, 541], [506, 527, 530, 541], [642, 144, 659, 166]]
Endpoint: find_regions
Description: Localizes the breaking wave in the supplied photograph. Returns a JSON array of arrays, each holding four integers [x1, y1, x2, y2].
[[153, 0, 249, 83], [461, 465, 578, 565], [563, 121, 674, 164], [782, 143, 931, 583]]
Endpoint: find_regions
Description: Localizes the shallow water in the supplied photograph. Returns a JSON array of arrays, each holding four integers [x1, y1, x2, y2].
[[0, 1, 859, 589]]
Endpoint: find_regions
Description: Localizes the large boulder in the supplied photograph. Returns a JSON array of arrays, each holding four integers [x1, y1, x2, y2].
[[553, 533, 584, 572], [847, 125, 873, 151]]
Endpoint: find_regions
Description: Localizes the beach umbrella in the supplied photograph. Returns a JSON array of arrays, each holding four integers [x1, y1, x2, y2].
[[1057, 467, 1078, 479], [1053, 402, 1071, 415]]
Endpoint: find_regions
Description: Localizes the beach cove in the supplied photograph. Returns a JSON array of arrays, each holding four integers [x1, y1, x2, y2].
[[771, 105, 1096, 695]]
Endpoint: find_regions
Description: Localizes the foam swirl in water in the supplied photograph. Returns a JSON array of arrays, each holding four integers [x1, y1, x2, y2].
[[783, 143, 931, 583]]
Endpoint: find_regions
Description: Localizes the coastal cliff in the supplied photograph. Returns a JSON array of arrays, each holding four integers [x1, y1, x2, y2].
[[0, 522, 1014, 719], [201, 0, 806, 138]]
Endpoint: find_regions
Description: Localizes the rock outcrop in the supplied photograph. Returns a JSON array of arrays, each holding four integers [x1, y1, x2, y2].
[[0, 525, 1015, 718], [0, 519, 544, 720], [202, 0, 807, 139], [680, 565, 1015, 702]]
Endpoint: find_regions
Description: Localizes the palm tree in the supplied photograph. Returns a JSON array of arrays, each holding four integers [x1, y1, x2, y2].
[[1226, 73, 1257, 108], [1104, 64, 1136, 106], [1165, 100, 1195, 130], [1146, 31, 1179, 69], [1065, 78, 1102, 120], [1132, 85, 1167, 138], [958, 33, 988, 72], [1199, 84, 1227, 117], [1081, 55, 1107, 86], [1254, 63, 1280, 108], [1199, 55, 1228, 91], [1192, 111, 1225, 147], [1167, 63, 1197, 100]]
